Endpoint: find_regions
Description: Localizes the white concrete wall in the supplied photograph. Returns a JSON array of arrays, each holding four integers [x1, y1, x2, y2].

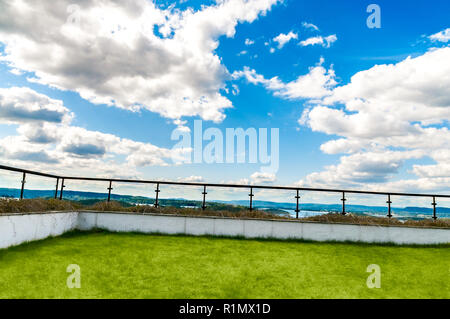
[[79, 212, 187, 234], [1, 211, 449, 249], [0, 212, 78, 249], [80, 212, 450, 245]]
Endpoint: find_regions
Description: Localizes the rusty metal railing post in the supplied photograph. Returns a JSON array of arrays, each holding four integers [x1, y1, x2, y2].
[[54, 177, 59, 199], [387, 194, 392, 218], [202, 185, 207, 210], [432, 196, 437, 220], [19, 172, 26, 200], [107, 181, 113, 202], [59, 178, 65, 200], [154, 183, 160, 208], [295, 189, 300, 219], [341, 192, 346, 215], [249, 187, 254, 211]]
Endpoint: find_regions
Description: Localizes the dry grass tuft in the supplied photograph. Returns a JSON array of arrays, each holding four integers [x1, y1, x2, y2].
[[402, 218, 450, 228], [85, 201, 289, 220], [302, 213, 450, 228], [0, 198, 81, 214], [87, 200, 125, 212]]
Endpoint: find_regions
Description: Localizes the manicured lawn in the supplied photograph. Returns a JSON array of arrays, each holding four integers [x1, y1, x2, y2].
[[0, 231, 448, 298]]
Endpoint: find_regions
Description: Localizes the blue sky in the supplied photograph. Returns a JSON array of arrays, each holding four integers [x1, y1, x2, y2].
[[0, 0, 449, 205]]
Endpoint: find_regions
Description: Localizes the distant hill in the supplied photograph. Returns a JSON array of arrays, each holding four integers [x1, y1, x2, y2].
[[212, 200, 450, 219], [1, 187, 448, 219], [0, 188, 254, 213]]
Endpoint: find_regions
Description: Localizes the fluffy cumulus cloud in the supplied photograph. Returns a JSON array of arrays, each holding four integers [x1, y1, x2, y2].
[[232, 58, 337, 100], [299, 34, 337, 48], [0, 87, 186, 177], [250, 171, 276, 183], [273, 31, 298, 49], [297, 23, 336, 48], [301, 22, 319, 31], [0, 0, 279, 123], [298, 47, 450, 192], [223, 171, 276, 186], [297, 150, 424, 188], [0, 87, 72, 125], [428, 28, 450, 43], [177, 175, 204, 183], [244, 38, 255, 45]]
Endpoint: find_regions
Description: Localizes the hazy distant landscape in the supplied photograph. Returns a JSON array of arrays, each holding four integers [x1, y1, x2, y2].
[[1, 188, 448, 220]]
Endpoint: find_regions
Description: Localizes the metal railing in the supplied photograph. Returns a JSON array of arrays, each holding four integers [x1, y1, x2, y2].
[[1, 164, 449, 220]]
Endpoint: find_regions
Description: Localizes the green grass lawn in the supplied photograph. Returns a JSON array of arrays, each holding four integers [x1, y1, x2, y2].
[[0, 231, 448, 299]]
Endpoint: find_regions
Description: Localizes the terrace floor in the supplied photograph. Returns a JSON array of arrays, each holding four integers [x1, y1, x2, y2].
[[0, 231, 448, 299]]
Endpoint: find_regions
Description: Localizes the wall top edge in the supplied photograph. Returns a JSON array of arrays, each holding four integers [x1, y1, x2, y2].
[[1, 210, 448, 231]]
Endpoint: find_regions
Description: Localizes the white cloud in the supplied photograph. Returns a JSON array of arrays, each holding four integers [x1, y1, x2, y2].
[[273, 31, 298, 49], [299, 34, 337, 48], [367, 177, 450, 194], [245, 38, 255, 45], [0, 0, 280, 123], [178, 175, 204, 182], [224, 171, 276, 186], [232, 59, 337, 100], [301, 22, 319, 31], [413, 163, 450, 178], [9, 68, 24, 76], [0, 87, 73, 125], [297, 47, 450, 192], [321, 47, 450, 128], [0, 87, 186, 176], [223, 178, 250, 185], [231, 84, 239, 95], [250, 171, 276, 183], [428, 28, 450, 43], [297, 150, 424, 188], [233, 45, 449, 192], [319, 138, 373, 154]]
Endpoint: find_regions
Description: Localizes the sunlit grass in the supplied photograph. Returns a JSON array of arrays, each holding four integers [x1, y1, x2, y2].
[[0, 231, 448, 299]]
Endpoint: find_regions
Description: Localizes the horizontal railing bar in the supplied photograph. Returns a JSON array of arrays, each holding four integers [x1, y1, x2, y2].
[[63, 177, 450, 197], [0, 164, 60, 179], [1, 164, 449, 198]]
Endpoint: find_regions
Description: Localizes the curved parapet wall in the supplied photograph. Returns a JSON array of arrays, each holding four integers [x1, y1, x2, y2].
[[0, 211, 449, 249], [79, 211, 450, 245], [0, 212, 78, 249]]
